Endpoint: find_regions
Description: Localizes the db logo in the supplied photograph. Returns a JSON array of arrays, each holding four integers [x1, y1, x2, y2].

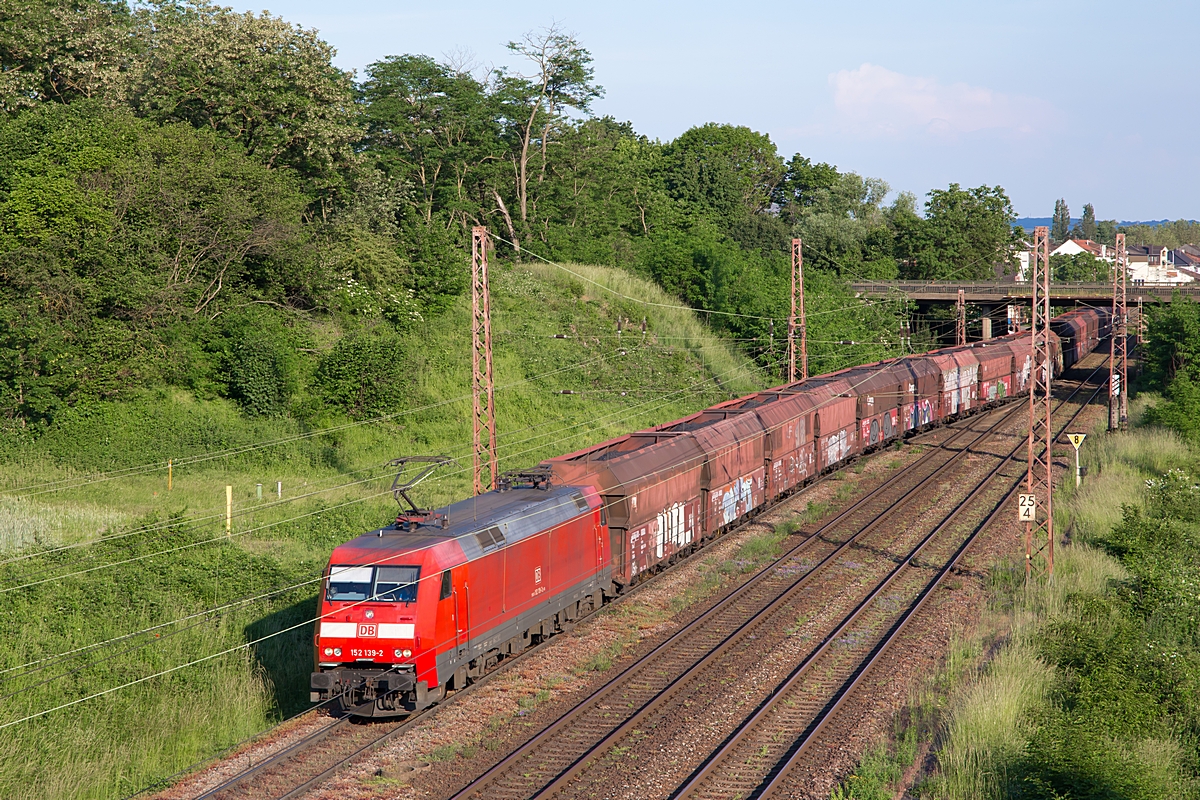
[[357, 624, 377, 638], [534, 567, 542, 584]]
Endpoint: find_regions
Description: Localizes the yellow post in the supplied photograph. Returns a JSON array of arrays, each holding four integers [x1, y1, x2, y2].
[[167, 459, 173, 492], [225, 485, 232, 535]]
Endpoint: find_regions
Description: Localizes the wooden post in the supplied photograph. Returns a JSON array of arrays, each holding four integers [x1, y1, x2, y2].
[[226, 485, 232, 536]]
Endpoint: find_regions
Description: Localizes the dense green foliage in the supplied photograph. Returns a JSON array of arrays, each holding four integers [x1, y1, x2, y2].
[[1142, 295, 1200, 439], [1009, 464, 1200, 798], [1122, 220, 1200, 250], [0, 0, 1030, 430], [1050, 252, 1110, 282]]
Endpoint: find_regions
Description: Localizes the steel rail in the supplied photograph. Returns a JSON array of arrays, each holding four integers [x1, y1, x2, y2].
[[167, 390, 979, 798], [446, 387, 1063, 800], [185, 421, 925, 800], [672, 358, 1109, 800], [756, 363, 1110, 799]]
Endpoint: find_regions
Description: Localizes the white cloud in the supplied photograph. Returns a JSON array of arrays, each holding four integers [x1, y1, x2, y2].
[[827, 63, 1058, 139]]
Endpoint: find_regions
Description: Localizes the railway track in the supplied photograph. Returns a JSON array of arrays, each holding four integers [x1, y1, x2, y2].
[[167, 389, 1017, 800], [675, 355, 1110, 800], [173, 427, 936, 799], [166, 355, 1108, 800], [436, 356, 1109, 800], [441, 361, 1110, 800]]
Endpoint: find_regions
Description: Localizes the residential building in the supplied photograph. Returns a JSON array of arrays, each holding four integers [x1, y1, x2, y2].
[[1127, 244, 1193, 284], [1050, 238, 1114, 261]]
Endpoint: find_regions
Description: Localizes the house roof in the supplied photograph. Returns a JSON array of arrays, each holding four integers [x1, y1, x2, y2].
[[1173, 249, 1200, 267], [1069, 239, 1104, 256]]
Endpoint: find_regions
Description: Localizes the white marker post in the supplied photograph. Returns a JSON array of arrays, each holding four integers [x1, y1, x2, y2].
[[1067, 433, 1087, 488]]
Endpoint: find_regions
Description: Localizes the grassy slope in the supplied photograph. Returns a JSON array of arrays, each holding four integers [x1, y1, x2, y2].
[[0, 261, 768, 799]]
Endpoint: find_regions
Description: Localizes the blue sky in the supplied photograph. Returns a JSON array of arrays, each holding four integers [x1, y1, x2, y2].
[[229, 0, 1197, 221]]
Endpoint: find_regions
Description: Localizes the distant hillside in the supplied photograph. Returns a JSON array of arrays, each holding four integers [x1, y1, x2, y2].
[[1015, 217, 1196, 232]]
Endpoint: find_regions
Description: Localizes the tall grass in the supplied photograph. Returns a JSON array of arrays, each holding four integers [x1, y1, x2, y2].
[[929, 421, 1198, 800], [937, 641, 1055, 799]]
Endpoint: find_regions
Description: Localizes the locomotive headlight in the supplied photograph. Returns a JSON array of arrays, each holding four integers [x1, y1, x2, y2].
[[365, 610, 375, 619], [323, 647, 333, 656], [333, 648, 342, 657], [394, 649, 403, 658], [403, 649, 412, 658]]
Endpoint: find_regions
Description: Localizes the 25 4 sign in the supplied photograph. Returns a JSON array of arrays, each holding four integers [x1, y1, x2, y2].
[[1018, 493, 1037, 522]]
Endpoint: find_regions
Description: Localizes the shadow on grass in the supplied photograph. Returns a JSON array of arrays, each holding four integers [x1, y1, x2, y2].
[[245, 593, 319, 718]]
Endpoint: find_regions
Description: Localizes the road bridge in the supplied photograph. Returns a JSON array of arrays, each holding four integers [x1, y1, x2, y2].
[[848, 280, 1188, 305]]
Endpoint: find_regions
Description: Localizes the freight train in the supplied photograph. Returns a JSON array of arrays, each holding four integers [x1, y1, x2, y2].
[[310, 307, 1111, 716]]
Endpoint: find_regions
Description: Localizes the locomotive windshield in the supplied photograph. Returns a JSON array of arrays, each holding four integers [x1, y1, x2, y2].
[[326, 565, 421, 603]]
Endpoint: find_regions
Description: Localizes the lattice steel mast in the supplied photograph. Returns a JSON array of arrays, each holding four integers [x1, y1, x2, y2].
[[789, 238, 807, 382], [471, 226, 498, 494], [956, 288, 966, 346], [1110, 233, 1129, 431], [1026, 226, 1054, 579]]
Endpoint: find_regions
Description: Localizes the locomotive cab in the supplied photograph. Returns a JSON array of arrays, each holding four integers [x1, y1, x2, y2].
[[309, 533, 463, 716]]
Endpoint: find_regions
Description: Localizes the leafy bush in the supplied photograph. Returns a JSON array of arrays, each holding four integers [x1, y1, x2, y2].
[[312, 326, 410, 418], [219, 311, 302, 417]]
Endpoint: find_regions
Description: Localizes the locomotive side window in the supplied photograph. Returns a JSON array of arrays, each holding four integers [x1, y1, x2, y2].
[[374, 566, 421, 603], [439, 570, 452, 600], [326, 566, 373, 601]]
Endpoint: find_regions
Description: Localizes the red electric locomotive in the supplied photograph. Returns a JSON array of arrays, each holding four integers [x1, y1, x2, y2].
[[310, 475, 608, 715]]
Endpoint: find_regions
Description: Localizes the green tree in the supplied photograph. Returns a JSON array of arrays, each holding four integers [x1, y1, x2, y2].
[[1142, 294, 1200, 384], [790, 171, 896, 278], [494, 25, 603, 255], [1141, 295, 1200, 437], [662, 123, 785, 228], [773, 154, 841, 222], [359, 54, 500, 229], [1120, 220, 1200, 249], [120, 0, 361, 206], [1052, 197, 1071, 243], [1096, 219, 1119, 246], [1050, 252, 1109, 282], [540, 117, 666, 263], [1080, 202, 1097, 240], [894, 184, 1018, 279], [0, 0, 131, 112]]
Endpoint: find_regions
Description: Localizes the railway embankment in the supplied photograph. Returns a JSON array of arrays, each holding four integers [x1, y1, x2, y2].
[[832, 390, 1200, 799]]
